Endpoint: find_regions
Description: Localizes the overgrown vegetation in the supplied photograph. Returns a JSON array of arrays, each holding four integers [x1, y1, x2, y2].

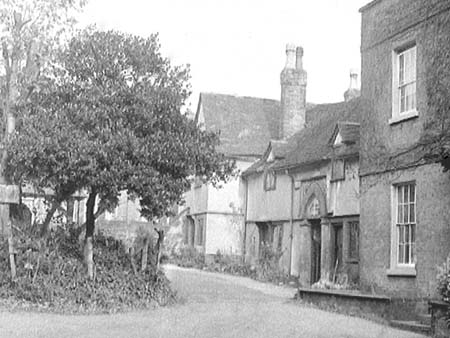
[[436, 258, 450, 328], [170, 245, 290, 285], [0, 222, 176, 313]]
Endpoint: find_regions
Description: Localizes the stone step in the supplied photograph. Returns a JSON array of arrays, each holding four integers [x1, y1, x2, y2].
[[390, 320, 431, 335], [417, 313, 432, 326]]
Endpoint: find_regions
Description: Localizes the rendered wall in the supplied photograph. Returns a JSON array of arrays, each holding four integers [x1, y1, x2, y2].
[[360, 164, 450, 298]]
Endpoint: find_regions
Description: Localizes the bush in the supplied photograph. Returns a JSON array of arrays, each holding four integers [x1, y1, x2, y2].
[[170, 246, 205, 269], [436, 258, 450, 328], [255, 244, 288, 283], [0, 224, 177, 313], [207, 250, 256, 278]]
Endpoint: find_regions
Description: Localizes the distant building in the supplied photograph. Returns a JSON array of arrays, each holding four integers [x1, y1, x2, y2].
[[180, 92, 281, 261], [96, 191, 152, 247]]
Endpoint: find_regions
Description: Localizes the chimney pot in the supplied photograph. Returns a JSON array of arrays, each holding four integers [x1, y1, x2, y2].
[[296, 47, 304, 70], [349, 69, 358, 89], [344, 69, 360, 102], [285, 43, 296, 69]]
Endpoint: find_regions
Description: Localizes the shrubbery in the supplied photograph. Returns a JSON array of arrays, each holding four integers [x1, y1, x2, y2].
[[171, 244, 289, 285], [0, 223, 177, 313], [436, 258, 450, 328]]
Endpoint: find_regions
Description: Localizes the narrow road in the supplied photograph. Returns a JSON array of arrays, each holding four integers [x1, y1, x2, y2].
[[0, 265, 425, 338]]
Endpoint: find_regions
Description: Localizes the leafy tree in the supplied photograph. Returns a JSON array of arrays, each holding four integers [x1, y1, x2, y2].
[[7, 29, 235, 278], [0, 0, 87, 278]]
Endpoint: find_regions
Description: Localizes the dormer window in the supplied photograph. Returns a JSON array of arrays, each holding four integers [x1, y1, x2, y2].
[[331, 159, 345, 181], [390, 44, 418, 124], [264, 169, 276, 191]]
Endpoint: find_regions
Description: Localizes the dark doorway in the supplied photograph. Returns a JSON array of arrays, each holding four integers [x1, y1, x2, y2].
[[187, 216, 195, 247], [310, 220, 321, 284], [332, 223, 343, 279], [257, 222, 274, 247]]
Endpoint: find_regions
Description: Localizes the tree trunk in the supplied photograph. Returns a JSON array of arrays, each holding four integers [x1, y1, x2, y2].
[[40, 201, 59, 238], [141, 236, 149, 271], [66, 198, 74, 224], [154, 228, 164, 269], [84, 190, 96, 279]]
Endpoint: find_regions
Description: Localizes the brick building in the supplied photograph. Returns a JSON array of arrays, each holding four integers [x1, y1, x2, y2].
[[359, 0, 450, 305]]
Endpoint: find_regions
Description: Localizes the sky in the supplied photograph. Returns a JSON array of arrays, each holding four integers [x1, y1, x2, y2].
[[79, 0, 370, 112]]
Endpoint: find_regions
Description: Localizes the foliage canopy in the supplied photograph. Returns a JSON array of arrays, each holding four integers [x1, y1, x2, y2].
[[7, 28, 235, 224]]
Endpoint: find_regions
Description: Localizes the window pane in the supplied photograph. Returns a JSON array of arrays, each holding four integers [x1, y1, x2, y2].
[[398, 186, 404, 204], [398, 203, 403, 223], [405, 242, 410, 264], [411, 47, 416, 80], [399, 54, 405, 84], [398, 225, 404, 244], [400, 87, 406, 112], [410, 184, 415, 203], [404, 185, 409, 203], [410, 203, 415, 223], [404, 204, 409, 223], [398, 243, 404, 263]]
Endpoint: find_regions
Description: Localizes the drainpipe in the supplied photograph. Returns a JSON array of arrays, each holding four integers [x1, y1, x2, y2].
[[288, 170, 295, 276], [242, 175, 249, 264]]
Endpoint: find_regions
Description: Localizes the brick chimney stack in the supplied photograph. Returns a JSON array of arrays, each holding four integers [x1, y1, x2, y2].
[[280, 44, 307, 139], [344, 69, 360, 102]]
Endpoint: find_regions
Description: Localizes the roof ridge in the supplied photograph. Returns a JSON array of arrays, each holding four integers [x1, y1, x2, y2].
[[200, 91, 280, 102]]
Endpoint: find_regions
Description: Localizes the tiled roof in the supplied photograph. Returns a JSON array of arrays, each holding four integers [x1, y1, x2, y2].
[[243, 97, 363, 175], [332, 122, 360, 145], [196, 93, 281, 157], [243, 139, 294, 175], [275, 98, 363, 169]]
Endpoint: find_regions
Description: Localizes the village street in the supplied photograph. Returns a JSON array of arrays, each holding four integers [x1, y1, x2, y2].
[[0, 264, 425, 338]]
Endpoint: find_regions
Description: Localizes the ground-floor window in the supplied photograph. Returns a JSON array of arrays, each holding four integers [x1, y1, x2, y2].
[[348, 221, 359, 261], [196, 218, 204, 246], [332, 223, 343, 273], [394, 183, 416, 265]]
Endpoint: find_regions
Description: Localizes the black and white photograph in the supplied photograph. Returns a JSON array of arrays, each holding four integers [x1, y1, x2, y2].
[[0, 0, 449, 337]]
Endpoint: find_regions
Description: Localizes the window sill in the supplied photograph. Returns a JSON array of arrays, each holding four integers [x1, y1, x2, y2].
[[389, 110, 419, 125], [387, 266, 416, 277], [330, 178, 345, 183]]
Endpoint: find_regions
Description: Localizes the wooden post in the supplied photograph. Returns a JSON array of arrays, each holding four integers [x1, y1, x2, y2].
[[0, 185, 20, 280], [141, 236, 149, 271]]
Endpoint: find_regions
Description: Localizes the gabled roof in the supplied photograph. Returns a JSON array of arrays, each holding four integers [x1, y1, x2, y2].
[[195, 93, 281, 157], [275, 97, 363, 169], [243, 97, 363, 176], [244, 139, 293, 175], [330, 122, 360, 146]]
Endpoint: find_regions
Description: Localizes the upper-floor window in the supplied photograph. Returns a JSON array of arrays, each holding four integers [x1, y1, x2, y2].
[[391, 45, 417, 123], [264, 169, 276, 191], [331, 159, 345, 181]]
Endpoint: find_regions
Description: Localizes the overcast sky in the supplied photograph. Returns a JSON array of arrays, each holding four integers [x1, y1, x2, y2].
[[79, 0, 370, 112]]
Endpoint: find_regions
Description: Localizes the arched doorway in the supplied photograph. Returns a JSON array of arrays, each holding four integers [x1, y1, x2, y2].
[[301, 182, 327, 285]]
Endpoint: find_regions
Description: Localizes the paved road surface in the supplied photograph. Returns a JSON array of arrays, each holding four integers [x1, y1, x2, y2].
[[0, 265, 425, 338]]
